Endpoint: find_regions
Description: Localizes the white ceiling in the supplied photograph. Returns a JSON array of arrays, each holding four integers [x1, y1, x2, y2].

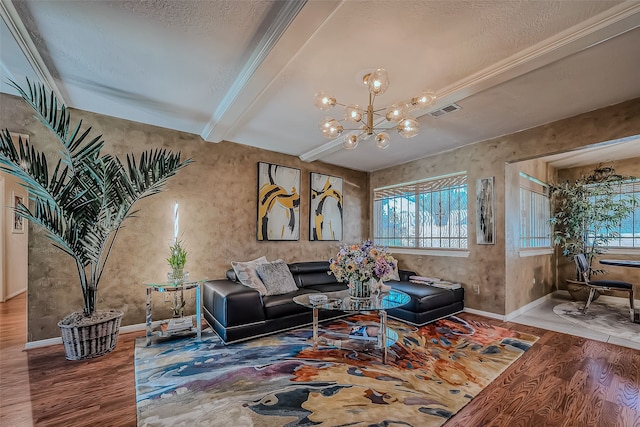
[[1, 0, 639, 172]]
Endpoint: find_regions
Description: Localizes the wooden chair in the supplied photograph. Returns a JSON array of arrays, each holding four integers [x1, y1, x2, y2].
[[574, 254, 635, 321]]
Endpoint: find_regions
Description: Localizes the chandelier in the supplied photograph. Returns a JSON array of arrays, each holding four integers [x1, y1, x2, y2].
[[313, 68, 436, 150]]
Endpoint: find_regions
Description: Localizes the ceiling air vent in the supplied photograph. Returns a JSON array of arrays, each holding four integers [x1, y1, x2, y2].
[[428, 103, 462, 118]]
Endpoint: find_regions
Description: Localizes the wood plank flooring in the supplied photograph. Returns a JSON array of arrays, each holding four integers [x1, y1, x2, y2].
[[1, 293, 639, 426]]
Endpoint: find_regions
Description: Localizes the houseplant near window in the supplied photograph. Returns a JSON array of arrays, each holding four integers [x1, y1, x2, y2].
[[0, 79, 191, 359], [549, 166, 637, 299]]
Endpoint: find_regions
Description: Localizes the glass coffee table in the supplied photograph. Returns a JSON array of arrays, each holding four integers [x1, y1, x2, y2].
[[293, 289, 410, 364]]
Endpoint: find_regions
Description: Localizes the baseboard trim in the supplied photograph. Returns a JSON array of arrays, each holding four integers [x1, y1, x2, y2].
[[24, 337, 61, 349], [24, 322, 148, 350], [463, 307, 505, 321], [505, 292, 556, 321], [3, 288, 26, 302]]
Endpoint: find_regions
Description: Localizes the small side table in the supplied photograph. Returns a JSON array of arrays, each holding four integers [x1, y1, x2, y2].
[[144, 279, 204, 346]]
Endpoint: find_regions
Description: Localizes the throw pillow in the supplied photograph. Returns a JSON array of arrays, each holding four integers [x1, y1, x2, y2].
[[231, 256, 269, 295], [383, 262, 400, 282], [256, 261, 298, 296]]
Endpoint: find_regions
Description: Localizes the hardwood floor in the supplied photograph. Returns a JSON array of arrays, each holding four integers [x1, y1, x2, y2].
[[1, 293, 638, 426], [1, 293, 137, 427]]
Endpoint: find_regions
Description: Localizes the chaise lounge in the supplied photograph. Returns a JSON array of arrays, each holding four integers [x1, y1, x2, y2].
[[203, 261, 465, 343]]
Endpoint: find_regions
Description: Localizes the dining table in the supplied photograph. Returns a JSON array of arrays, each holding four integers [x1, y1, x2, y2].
[[599, 259, 640, 268], [599, 259, 640, 323]]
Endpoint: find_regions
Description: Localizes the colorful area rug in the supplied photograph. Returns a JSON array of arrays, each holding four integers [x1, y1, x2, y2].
[[554, 300, 640, 343], [135, 315, 538, 426]]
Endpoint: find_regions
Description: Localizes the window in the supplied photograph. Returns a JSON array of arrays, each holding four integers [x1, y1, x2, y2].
[[594, 178, 640, 248], [519, 172, 551, 249], [373, 172, 468, 249]]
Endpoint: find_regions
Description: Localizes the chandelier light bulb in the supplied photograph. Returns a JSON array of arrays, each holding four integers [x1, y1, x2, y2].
[[375, 132, 391, 149], [313, 91, 336, 111], [366, 68, 389, 95], [385, 103, 406, 122], [320, 117, 344, 139], [397, 117, 420, 138], [412, 90, 436, 109], [343, 134, 359, 150], [344, 104, 363, 123]]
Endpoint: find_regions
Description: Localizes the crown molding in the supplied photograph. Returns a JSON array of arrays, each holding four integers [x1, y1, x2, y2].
[[0, 0, 68, 104]]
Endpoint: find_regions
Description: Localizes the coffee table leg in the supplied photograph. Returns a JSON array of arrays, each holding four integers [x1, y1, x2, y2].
[[313, 307, 319, 348], [195, 283, 202, 341], [146, 287, 152, 346], [379, 309, 387, 364]]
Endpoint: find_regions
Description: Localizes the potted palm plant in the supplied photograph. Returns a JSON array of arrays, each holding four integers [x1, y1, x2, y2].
[[0, 79, 191, 359], [549, 166, 637, 299]]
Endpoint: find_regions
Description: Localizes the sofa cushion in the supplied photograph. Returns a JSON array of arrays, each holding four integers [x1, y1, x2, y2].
[[288, 261, 340, 288], [257, 261, 299, 296], [287, 261, 331, 275], [231, 256, 268, 295], [262, 289, 318, 318], [390, 281, 462, 312], [305, 283, 349, 292]]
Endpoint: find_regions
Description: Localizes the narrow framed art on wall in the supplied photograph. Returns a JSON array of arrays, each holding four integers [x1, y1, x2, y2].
[[310, 172, 343, 241], [476, 177, 495, 244], [257, 162, 301, 241], [11, 191, 25, 233]]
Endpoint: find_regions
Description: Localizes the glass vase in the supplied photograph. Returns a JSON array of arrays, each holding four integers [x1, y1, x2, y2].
[[349, 279, 371, 301], [167, 269, 188, 283]]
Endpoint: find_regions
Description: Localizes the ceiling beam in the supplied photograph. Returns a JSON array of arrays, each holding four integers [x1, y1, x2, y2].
[[0, 0, 68, 104], [299, 2, 640, 163], [201, 0, 342, 144]]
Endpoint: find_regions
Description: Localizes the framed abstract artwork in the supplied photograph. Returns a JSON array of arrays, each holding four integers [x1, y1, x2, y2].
[[257, 162, 301, 241], [476, 177, 495, 245], [12, 191, 25, 233], [310, 172, 343, 241]]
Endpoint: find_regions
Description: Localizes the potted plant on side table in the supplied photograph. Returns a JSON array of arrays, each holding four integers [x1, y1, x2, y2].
[[0, 79, 191, 360], [549, 166, 637, 300]]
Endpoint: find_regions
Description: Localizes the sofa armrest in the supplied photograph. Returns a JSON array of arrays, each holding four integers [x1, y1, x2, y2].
[[202, 280, 265, 327], [398, 269, 417, 282]]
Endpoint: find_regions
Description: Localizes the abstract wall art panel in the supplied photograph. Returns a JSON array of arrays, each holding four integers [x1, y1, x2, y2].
[[257, 162, 301, 241], [310, 172, 343, 241], [476, 176, 495, 245]]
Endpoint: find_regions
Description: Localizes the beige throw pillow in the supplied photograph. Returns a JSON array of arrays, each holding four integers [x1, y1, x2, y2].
[[231, 256, 268, 295]]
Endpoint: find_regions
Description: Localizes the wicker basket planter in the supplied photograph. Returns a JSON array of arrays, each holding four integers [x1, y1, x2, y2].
[[58, 310, 124, 360], [566, 280, 600, 302]]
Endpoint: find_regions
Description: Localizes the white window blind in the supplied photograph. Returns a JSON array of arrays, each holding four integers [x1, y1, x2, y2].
[[519, 172, 551, 249]]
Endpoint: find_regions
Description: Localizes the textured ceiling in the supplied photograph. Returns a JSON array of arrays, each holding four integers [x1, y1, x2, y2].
[[1, 0, 639, 171]]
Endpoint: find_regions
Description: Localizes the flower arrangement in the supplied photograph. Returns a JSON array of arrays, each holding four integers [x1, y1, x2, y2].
[[329, 240, 397, 286]]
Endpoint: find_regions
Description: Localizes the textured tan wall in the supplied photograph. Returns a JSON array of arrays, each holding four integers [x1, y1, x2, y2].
[[371, 98, 640, 315], [555, 156, 640, 298], [0, 93, 369, 341], [505, 159, 555, 314]]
